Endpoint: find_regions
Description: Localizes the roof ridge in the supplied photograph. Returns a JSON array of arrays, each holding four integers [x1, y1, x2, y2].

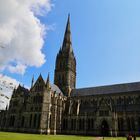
[[74, 81, 140, 91]]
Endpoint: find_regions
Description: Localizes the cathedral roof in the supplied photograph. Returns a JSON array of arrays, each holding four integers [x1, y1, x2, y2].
[[50, 84, 63, 96], [71, 82, 140, 96]]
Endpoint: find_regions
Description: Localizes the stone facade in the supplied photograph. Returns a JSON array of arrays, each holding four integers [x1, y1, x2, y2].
[[0, 74, 65, 134], [0, 16, 140, 136], [64, 85, 140, 136]]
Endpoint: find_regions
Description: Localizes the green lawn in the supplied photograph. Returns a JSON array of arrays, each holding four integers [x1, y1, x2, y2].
[[0, 132, 139, 140]]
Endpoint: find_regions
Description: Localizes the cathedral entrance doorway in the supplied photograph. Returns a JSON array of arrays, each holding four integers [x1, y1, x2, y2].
[[101, 120, 109, 136]]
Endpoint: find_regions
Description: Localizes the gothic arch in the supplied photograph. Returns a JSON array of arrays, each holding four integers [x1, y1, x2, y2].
[[101, 120, 109, 136]]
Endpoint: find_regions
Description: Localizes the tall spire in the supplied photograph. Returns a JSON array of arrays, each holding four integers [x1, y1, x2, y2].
[[54, 15, 76, 96], [62, 14, 73, 53]]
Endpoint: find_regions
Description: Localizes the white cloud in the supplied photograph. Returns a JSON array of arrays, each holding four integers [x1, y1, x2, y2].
[[0, 0, 52, 74], [8, 63, 26, 74]]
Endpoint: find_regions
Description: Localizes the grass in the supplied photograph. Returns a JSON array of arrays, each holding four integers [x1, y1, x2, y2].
[[0, 132, 140, 140]]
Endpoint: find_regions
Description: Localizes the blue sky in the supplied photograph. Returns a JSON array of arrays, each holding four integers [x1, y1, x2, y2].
[[2, 0, 140, 88]]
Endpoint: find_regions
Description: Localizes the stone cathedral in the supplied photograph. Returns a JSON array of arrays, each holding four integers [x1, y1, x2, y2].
[[1, 16, 140, 136]]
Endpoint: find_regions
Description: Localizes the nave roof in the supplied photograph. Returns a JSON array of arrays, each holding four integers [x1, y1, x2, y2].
[[71, 81, 140, 97]]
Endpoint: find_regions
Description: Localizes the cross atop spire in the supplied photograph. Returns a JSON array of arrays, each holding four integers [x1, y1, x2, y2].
[[62, 14, 73, 53]]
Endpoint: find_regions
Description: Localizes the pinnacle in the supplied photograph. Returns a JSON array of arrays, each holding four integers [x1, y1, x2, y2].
[[46, 73, 50, 83]]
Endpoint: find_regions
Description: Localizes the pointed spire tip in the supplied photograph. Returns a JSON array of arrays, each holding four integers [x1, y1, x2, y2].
[[68, 13, 70, 18], [67, 13, 70, 23]]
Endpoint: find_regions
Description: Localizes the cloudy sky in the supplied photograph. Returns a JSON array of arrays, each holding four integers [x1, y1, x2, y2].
[[1, 0, 140, 89]]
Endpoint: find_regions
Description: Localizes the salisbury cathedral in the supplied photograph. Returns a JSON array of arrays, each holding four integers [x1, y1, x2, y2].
[[0, 16, 140, 136]]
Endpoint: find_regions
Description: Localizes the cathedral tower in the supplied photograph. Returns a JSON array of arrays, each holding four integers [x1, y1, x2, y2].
[[54, 15, 76, 96]]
